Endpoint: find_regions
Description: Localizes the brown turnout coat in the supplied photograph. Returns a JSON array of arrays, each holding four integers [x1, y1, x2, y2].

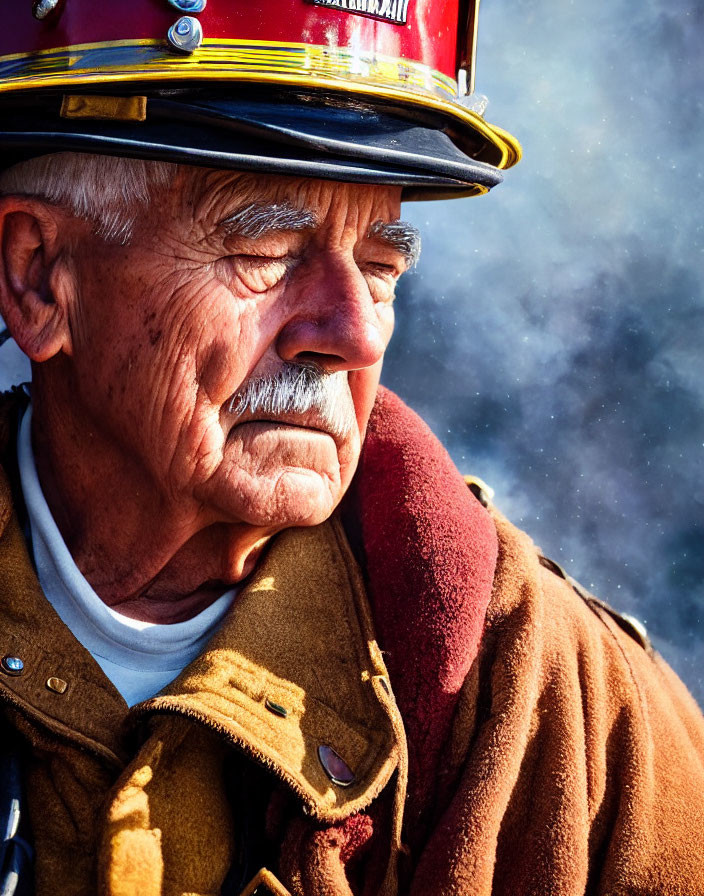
[[0, 390, 703, 896]]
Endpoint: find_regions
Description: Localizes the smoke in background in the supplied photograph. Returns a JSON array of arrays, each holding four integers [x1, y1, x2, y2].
[[384, 0, 704, 703], [0, 0, 700, 702]]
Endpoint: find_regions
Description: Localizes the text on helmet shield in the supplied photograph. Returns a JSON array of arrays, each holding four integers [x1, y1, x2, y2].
[[306, 0, 411, 27]]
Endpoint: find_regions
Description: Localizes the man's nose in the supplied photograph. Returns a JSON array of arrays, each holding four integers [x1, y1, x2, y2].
[[275, 254, 389, 373]]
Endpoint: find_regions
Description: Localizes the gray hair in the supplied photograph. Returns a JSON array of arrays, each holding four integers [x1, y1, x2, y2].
[[0, 152, 177, 244]]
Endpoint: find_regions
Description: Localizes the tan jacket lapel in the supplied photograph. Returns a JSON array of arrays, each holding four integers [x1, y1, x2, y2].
[[134, 517, 406, 824]]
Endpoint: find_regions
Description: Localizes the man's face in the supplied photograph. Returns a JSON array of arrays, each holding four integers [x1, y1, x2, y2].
[[63, 169, 412, 531]]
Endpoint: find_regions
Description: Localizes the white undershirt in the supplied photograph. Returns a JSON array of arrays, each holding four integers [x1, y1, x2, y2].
[[17, 406, 236, 707]]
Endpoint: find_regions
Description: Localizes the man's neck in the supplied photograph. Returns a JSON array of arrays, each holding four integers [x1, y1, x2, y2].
[[28, 396, 274, 623]]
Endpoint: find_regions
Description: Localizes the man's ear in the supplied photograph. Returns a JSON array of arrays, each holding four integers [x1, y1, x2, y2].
[[0, 197, 75, 362]]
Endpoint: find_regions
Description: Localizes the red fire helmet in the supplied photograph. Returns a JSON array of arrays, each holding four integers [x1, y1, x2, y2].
[[0, 0, 521, 199]]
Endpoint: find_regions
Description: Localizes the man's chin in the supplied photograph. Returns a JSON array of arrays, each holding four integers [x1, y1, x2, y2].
[[213, 423, 360, 528], [272, 473, 341, 528], [224, 467, 348, 530]]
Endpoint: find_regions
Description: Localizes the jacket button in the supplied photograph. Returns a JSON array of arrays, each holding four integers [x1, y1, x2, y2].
[[1, 655, 24, 676], [46, 677, 68, 695], [265, 697, 288, 718], [318, 745, 355, 787]]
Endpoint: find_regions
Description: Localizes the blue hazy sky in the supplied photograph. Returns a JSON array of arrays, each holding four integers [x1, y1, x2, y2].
[[384, 0, 704, 702]]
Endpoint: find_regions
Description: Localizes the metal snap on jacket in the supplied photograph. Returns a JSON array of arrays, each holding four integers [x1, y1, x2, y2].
[[265, 697, 288, 718], [1, 655, 24, 676], [317, 745, 355, 787], [46, 677, 68, 695]]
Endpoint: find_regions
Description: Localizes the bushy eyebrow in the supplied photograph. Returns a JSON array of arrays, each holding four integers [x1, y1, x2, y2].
[[368, 219, 422, 269], [219, 202, 318, 240], [218, 204, 420, 269]]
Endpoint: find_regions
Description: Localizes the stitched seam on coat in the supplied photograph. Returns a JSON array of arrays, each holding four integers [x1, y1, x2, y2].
[[0, 687, 124, 767], [148, 687, 379, 765], [587, 604, 651, 732], [134, 702, 396, 823]]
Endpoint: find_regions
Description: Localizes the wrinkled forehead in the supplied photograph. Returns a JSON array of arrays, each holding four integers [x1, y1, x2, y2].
[[179, 167, 404, 234]]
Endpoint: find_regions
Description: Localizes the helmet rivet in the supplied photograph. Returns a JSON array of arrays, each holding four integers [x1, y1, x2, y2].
[[168, 0, 207, 12], [167, 16, 203, 53], [32, 0, 65, 21]]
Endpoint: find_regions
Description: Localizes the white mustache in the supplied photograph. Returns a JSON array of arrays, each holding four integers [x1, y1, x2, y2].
[[228, 363, 356, 439]]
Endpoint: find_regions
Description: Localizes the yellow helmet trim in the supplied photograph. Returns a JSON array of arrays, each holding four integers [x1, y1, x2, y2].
[[0, 39, 521, 169]]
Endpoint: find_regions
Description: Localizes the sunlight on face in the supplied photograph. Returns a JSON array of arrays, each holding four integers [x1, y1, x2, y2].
[[66, 170, 413, 531]]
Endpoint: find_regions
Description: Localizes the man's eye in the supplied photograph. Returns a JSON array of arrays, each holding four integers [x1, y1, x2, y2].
[[226, 255, 294, 293], [362, 262, 400, 303]]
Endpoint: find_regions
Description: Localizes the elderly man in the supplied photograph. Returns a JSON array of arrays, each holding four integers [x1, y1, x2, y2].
[[0, 3, 703, 896]]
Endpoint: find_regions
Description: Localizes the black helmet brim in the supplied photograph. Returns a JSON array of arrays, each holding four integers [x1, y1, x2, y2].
[[0, 87, 505, 200]]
